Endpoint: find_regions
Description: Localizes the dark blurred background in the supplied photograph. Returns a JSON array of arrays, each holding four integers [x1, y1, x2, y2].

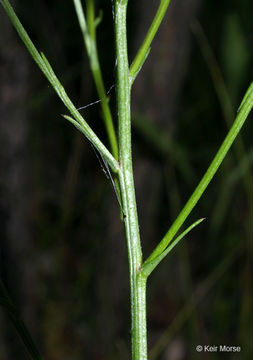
[[0, 0, 253, 359]]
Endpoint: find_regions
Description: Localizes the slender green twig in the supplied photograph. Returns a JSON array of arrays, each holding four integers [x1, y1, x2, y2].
[[192, 20, 253, 214], [129, 0, 172, 84], [0, 0, 119, 173], [0, 280, 43, 360], [145, 82, 253, 264], [73, 0, 119, 159]]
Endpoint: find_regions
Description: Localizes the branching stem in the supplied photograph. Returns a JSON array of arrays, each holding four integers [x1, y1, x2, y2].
[[114, 1, 147, 359], [0, 0, 119, 173], [73, 0, 119, 159], [129, 0, 172, 84], [146, 82, 253, 264]]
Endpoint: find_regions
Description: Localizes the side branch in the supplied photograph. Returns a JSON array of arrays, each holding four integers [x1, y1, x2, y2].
[[73, 0, 119, 159], [146, 82, 253, 264], [0, 0, 119, 173], [129, 0, 172, 85]]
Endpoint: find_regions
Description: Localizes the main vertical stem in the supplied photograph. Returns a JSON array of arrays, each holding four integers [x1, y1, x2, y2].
[[114, 1, 148, 359]]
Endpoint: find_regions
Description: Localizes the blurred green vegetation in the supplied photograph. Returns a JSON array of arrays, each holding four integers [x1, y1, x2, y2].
[[0, 0, 252, 359]]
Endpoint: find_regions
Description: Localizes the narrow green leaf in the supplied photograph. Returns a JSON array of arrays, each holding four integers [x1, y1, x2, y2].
[[146, 82, 253, 264], [73, 0, 91, 55], [130, 48, 150, 85], [0, 0, 119, 173], [40, 52, 57, 80], [237, 82, 253, 113], [0, 0, 47, 77], [62, 114, 90, 138], [130, 0, 172, 84], [142, 218, 205, 277], [73, 0, 119, 159]]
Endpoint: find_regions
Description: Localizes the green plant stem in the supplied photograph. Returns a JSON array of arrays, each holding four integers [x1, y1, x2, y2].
[[146, 82, 253, 263], [114, 1, 147, 359], [0, 0, 119, 173], [73, 0, 119, 159], [129, 0, 172, 84]]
